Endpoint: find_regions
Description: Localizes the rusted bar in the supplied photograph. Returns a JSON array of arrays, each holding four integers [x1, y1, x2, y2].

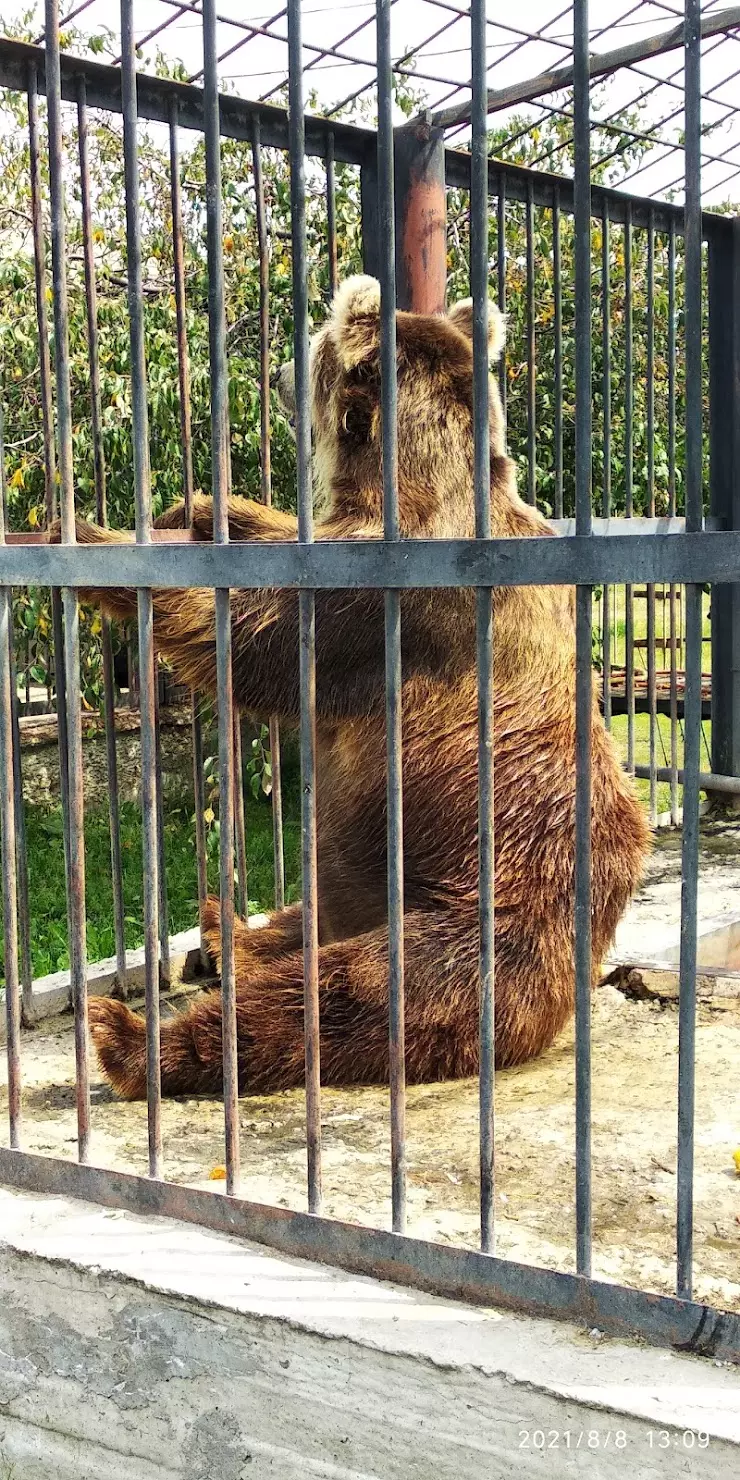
[[288, 0, 322, 1214], [0, 404, 21, 1147], [120, 0, 162, 1180], [46, 0, 91, 1164], [203, 0, 240, 1195], [77, 71, 128, 993], [394, 113, 446, 313]]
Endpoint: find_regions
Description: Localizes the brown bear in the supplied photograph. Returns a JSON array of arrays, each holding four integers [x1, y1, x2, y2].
[[53, 275, 650, 1099]]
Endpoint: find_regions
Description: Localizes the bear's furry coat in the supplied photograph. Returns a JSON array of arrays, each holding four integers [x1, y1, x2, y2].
[[52, 277, 650, 1098]]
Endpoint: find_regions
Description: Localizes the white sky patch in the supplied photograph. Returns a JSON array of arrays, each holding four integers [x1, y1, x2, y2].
[[3, 1, 740, 204]]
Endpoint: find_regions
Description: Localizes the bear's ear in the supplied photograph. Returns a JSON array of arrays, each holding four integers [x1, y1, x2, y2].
[[330, 275, 381, 370], [447, 298, 505, 364]]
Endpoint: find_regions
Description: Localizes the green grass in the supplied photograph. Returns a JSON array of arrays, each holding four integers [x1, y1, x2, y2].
[[609, 711, 712, 817], [596, 585, 713, 817], [17, 773, 301, 983]]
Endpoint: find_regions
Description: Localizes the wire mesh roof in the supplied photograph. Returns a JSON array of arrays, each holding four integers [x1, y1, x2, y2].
[[10, 1, 740, 205]]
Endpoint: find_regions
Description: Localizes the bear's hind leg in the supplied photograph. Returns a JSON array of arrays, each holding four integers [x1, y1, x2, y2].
[[87, 908, 481, 1099]]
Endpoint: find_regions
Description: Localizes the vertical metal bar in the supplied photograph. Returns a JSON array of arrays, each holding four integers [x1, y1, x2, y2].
[[573, 0, 593, 1280], [46, 0, 90, 1164], [251, 118, 272, 512], [289, 0, 322, 1215], [377, 0, 405, 1236], [677, 0, 703, 1304], [169, 98, 210, 935], [471, 0, 495, 1256], [0, 404, 21, 1148], [1, 406, 32, 1018], [78, 73, 127, 993], [28, 61, 72, 966], [191, 699, 209, 928], [251, 115, 286, 912], [601, 198, 611, 730], [326, 130, 339, 300], [647, 214, 658, 825], [8, 628, 32, 1020], [153, 676, 171, 984], [169, 99, 195, 524], [497, 176, 507, 434], [624, 206, 635, 770], [234, 711, 248, 921], [708, 216, 740, 791], [553, 184, 563, 520], [27, 66, 57, 525], [203, 0, 240, 1195], [668, 220, 680, 825], [526, 180, 536, 505], [120, 0, 162, 1179]]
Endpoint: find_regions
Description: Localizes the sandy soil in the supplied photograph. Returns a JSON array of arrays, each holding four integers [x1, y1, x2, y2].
[[2, 823, 739, 1313]]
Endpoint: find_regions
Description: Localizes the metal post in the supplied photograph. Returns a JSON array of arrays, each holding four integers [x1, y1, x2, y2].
[[708, 215, 740, 795], [393, 115, 446, 313]]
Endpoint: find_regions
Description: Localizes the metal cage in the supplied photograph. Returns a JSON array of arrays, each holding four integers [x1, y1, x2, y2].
[[1, 1, 740, 1363]]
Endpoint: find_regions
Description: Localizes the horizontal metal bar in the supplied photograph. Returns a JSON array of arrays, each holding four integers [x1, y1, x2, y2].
[[0, 37, 374, 166], [1, 531, 739, 590], [633, 763, 740, 797], [5, 517, 721, 547], [433, 6, 740, 130], [0, 37, 730, 241], [445, 149, 732, 239], [0, 1148, 737, 1363]]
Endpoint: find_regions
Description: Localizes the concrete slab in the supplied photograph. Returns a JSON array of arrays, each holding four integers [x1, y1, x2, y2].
[[0, 1185, 739, 1478]]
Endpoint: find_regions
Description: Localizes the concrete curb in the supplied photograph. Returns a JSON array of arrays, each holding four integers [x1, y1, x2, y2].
[[0, 1186, 738, 1477]]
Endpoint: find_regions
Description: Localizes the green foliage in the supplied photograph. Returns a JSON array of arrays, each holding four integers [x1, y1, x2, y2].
[[0, 787, 301, 984]]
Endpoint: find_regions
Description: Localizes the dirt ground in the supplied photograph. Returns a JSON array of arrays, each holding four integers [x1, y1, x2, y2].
[[2, 822, 739, 1314]]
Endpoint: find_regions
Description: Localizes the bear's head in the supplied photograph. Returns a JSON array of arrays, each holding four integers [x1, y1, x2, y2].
[[276, 276, 509, 536]]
